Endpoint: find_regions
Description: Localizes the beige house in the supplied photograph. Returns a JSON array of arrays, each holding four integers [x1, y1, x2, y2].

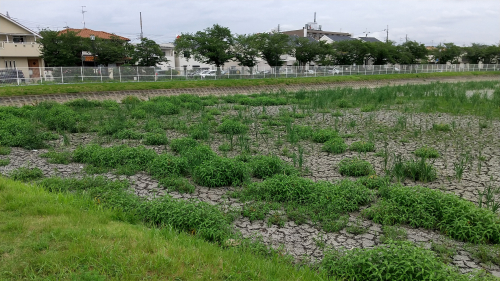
[[0, 13, 43, 79]]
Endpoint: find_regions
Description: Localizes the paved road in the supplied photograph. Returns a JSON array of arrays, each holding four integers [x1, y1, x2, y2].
[[1, 75, 498, 107]]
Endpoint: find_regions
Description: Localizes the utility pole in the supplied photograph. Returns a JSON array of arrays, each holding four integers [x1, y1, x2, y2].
[[278, 24, 280, 33], [406, 34, 408, 42], [140, 12, 143, 40], [386, 25, 389, 43], [81, 6, 87, 28]]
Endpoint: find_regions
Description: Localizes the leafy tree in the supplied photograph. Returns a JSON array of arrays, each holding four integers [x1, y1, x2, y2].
[[131, 37, 166, 67], [232, 34, 260, 74], [88, 35, 132, 66], [366, 42, 396, 65], [433, 43, 463, 64], [38, 29, 85, 66], [255, 32, 291, 70], [290, 37, 328, 70], [330, 40, 370, 65], [175, 24, 234, 74], [393, 41, 428, 64], [464, 43, 500, 64]]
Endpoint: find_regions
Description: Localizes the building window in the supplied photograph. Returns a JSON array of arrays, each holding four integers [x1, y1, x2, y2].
[[13, 36, 25, 43], [5, 61, 16, 69]]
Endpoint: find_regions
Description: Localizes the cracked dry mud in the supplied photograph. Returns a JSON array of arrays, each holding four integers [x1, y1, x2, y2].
[[2, 85, 500, 277]]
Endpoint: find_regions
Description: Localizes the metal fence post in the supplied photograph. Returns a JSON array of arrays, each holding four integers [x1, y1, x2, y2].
[[15, 67, 20, 85], [100, 66, 103, 82], [39, 66, 43, 84], [119, 67, 122, 82], [81, 67, 84, 82], [137, 67, 140, 82], [61, 66, 64, 84]]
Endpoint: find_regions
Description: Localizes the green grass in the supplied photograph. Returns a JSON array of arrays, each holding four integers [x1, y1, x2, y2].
[[0, 177, 326, 280], [362, 184, 500, 244], [2, 71, 498, 97], [414, 145, 440, 158], [338, 157, 374, 177]]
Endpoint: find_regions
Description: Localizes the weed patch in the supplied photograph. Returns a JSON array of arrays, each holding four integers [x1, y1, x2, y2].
[[338, 157, 374, 177]]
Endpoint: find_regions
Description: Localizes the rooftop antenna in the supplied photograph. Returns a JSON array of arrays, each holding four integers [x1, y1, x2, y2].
[[383, 25, 388, 43], [81, 6, 87, 28], [6, 11, 10, 18], [314, 12, 316, 23], [363, 28, 370, 37], [140, 12, 143, 39]]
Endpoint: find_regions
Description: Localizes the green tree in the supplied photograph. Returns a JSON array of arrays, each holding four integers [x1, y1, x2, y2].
[[232, 34, 260, 74], [175, 24, 234, 74], [330, 40, 370, 65], [38, 29, 85, 66], [255, 32, 291, 70], [290, 37, 328, 70], [366, 41, 396, 65], [88, 35, 132, 66], [131, 37, 167, 67], [433, 43, 463, 64], [464, 43, 500, 64], [394, 41, 428, 64]]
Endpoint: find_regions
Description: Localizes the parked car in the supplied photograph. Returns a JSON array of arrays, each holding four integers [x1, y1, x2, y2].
[[200, 70, 217, 78], [305, 69, 315, 74], [0, 69, 25, 83], [327, 67, 341, 75]]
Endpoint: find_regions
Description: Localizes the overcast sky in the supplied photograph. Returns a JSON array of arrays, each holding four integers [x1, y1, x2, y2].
[[3, 0, 499, 46]]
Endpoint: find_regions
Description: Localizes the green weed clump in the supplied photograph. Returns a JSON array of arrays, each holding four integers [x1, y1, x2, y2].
[[403, 157, 437, 182], [143, 132, 168, 145], [158, 177, 196, 193], [240, 175, 374, 232], [34, 104, 77, 131], [189, 123, 211, 140], [0, 159, 10, 166], [0, 146, 11, 155], [37, 177, 232, 243], [148, 154, 188, 179], [349, 141, 375, 152], [363, 184, 500, 244], [181, 145, 217, 168], [322, 138, 347, 154], [170, 137, 198, 153], [113, 129, 143, 140], [312, 129, 339, 143], [379, 225, 407, 243], [321, 241, 469, 281], [414, 146, 440, 158], [432, 123, 452, 132], [9, 167, 44, 182], [73, 144, 157, 174], [193, 157, 249, 188], [139, 101, 180, 116], [40, 151, 72, 164], [338, 157, 374, 177], [248, 155, 298, 179], [0, 114, 46, 149], [217, 119, 248, 135]]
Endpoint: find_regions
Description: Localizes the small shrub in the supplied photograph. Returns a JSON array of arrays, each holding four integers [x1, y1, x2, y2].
[[349, 141, 375, 152], [40, 151, 72, 164], [121, 96, 142, 105], [321, 241, 467, 280], [148, 154, 188, 179], [249, 155, 298, 179], [130, 109, 147, 119], [0, 159, 9, 166], [432, 123, 451, 132], [193, 157, 249, 187], [143, 133, 168, 145], [189, 123, 210, 140], [404, 157, 437, 182], [338, 157, 374, 177], [312, 129, 339, 143], [337, 99, 349, 108], [9, 167, 44, 182], [0, 146, 11, 155], [217, 119, 248, 135], [158, 177, 195, 193], [170, 137, 198, 154], [322, 138, 347, 154], [0, 115, 46, 149], [139, 101, 180, 116], [113, 129, 143, 140], [414, 146, 440, 158], [44, 105, 77, 131], [379, 225, 407, 243], [181, 145, 217, 168]]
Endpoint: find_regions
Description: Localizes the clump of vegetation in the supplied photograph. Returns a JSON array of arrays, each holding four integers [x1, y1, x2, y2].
[[322, 138, 347, 154], [9, 167, 44, 182], [0, 146, 11, 155], [148, 154, 188, 179], [170, 137, 198, 153], [217, 119, 248, 135], [113, 129, 143, 140], [414, 146, 440, 158], [431, 240, 457, 264], [40, 151, 72, 164], [338, 157, 374, 177], [362, 184, 500, 243], [143, 132, 168, 145], [403, 157, 437, 182], [158, 177, 196, 194], [321, 241, 469, 280], [312, 129, 339, 143], [349, 141, 375, 152], [193, 157, 249, 188], [0, 159, 10, 166], [432, 123, 451, 132], [248, 155, 298, 179], [379, 225, 407, 243], [0, 114, 46, 149]]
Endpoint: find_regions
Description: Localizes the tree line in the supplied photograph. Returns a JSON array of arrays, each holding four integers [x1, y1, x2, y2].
[[38, 29, 166, 67]]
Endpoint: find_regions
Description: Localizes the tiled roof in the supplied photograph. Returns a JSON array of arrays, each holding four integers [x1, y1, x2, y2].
[[359, 37, 382, 43], [324, 35, 356, 42], [59, 28, 130, 41]]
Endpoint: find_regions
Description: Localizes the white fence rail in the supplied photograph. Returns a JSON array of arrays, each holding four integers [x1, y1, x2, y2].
[[0, 64, 498, 86]]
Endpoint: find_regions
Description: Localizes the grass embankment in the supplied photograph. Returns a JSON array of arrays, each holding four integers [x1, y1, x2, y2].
[[1, 71, 499, 97], [0, 177, 325, 280]]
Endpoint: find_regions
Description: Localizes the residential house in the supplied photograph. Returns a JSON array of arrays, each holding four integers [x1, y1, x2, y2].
[[0, 12, 43, 80], [358, 37, 382, 43], [319, 35, 356, 44]]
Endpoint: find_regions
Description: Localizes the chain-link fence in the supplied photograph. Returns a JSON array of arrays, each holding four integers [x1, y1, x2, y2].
[[1, 64, 498, 86]]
